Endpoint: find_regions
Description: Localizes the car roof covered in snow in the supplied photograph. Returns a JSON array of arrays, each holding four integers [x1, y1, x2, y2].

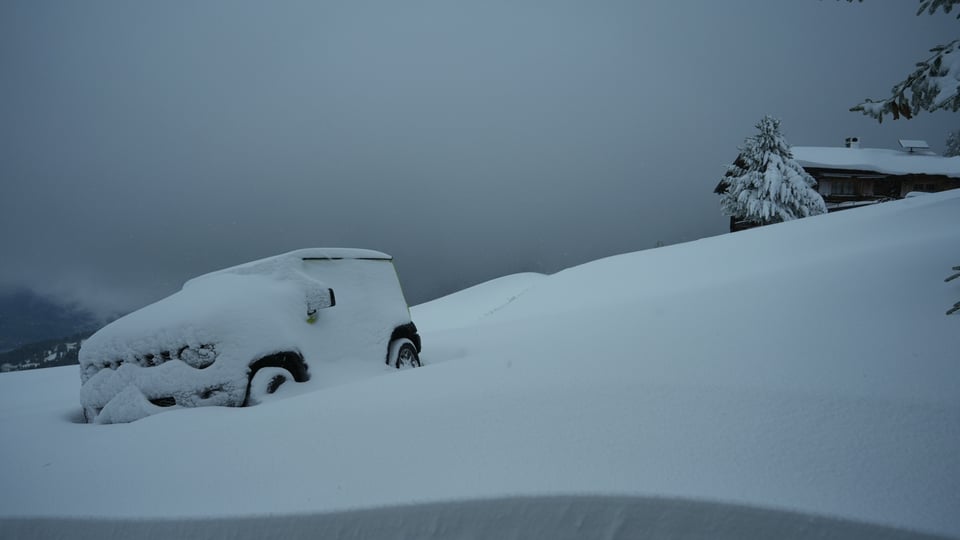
[[792, 146, 960, 177], [291, 248, 392, 261], [186, 248, 393, 286], [227, 248, 391, 266]]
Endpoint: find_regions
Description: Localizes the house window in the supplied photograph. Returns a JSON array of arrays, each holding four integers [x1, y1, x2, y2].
[[833, 181, 855, 196], [914, 183, 936, 192]]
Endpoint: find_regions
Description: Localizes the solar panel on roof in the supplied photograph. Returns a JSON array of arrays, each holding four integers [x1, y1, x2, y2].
[[899, 139, 930, 152]]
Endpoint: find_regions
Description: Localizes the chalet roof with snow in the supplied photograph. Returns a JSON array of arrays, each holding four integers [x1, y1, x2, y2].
[[792, 146, 960, 178]]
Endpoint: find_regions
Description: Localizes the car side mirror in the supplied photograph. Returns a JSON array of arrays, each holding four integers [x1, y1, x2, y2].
[[306, 287, 336, 323]]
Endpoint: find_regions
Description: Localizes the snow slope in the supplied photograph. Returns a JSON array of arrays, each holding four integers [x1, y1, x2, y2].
[[411, 272, 545, 331], [1, 191, 959, 539]]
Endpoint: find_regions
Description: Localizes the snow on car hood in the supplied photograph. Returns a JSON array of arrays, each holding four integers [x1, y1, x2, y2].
[[80, 250, 338, 377], [80, 272, 310, 377], [78, 252, 335, 423]]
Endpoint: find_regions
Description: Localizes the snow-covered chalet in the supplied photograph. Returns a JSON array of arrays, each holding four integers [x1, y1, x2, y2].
[[717, 137, 960, 232], [793, 137, 960, 212]]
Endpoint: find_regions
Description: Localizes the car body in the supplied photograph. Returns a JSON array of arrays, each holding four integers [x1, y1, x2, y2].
[[79, 248, 422, 424]]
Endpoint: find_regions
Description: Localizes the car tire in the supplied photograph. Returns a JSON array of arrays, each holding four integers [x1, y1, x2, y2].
[[246, 367, 293, 406], [389, 338, 421, 369]]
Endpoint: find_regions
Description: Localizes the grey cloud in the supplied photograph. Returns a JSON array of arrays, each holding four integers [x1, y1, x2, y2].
[[1, 0, 957, 317]]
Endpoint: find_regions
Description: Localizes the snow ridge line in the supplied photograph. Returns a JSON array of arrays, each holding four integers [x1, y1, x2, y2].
[[0, 495, 949, 540], [480, 284, 537, 320]]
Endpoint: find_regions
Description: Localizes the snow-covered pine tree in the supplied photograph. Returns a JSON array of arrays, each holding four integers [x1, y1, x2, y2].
[[946, 129, 960, 156], [718, 116, 827, 226]]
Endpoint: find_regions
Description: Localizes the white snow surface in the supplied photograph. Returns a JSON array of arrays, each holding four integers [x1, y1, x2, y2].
[[793, 146, 960, 177], [411, 272, 545, 332], [2, 191, 960, 538]]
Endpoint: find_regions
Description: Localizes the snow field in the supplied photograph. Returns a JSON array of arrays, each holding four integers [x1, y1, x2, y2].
[[1, 189, 959, 538]]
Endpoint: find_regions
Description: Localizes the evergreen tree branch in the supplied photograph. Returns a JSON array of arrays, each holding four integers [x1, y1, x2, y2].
[[842, 0, 960, 18], [949, 265, 960, 316], [918, 0, 960, 18], [851, 40, 960, 122], [946, 129, 960, 156], [841, 0, 959, 121]]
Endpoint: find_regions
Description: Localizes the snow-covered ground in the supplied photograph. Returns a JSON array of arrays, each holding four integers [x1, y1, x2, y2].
[[1, 190, 959, 539]]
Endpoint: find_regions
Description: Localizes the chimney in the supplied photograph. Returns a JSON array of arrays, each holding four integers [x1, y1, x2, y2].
[[844, 136, 861, 149]]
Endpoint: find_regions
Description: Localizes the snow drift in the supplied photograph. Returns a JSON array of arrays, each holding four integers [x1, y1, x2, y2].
[[1, 190, 958, 538]]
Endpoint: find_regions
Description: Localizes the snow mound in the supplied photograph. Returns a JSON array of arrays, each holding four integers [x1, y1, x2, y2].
[[1, 495, 941, 540], [1, 190, 958, 537]]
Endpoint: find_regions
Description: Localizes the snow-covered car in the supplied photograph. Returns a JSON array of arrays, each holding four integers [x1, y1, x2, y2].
[[79, 248, 422, 424]]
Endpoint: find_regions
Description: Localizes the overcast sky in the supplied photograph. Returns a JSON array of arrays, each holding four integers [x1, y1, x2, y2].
[[1, 0, 958, 316]]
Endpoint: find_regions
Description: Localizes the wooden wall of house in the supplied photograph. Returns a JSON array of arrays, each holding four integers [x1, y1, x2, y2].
[[806, 167, 959, 201], [818, 179, 831, 196], [814, 175, 875, 200], [873, 178, 900, 199], [900, 175, 960, 196]]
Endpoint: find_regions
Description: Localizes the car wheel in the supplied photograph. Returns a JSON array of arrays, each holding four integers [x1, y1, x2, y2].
[[82, 406, 99, 424], [246, 367, 293, 406], [389, 338, 421, 369]]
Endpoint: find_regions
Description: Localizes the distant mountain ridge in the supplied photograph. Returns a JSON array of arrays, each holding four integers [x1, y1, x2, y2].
[[0, 333, 90, 373], [0, 288, 101, 352]]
